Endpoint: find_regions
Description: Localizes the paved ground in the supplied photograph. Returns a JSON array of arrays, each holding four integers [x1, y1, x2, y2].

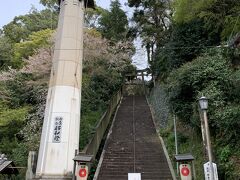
[[96, 96, 173, 180]]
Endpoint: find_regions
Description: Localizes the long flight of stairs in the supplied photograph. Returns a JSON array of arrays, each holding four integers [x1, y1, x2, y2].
[[95, 96, 173, 180]]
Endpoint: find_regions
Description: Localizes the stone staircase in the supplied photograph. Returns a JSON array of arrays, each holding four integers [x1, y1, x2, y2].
[[95, 96, 173, 180]]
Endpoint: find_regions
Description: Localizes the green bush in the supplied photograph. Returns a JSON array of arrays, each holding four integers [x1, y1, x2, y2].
[[163, 48, 240, 177], [166, 48, 232, 122]]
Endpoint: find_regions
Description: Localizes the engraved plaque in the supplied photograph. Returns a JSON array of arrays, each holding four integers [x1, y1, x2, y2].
[[52, 116, 63, 143]]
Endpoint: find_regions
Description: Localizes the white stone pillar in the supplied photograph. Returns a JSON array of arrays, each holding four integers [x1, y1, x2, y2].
[[36, 0, 84, 178]]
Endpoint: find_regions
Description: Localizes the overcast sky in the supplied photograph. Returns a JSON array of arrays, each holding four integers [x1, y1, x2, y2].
[[0, 0, 148, 70], [0, 0, 131, 28]]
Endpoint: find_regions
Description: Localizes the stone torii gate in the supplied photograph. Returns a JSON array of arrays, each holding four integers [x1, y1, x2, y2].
[[125, 68, 151, 95], [35, 0, 94, 179]]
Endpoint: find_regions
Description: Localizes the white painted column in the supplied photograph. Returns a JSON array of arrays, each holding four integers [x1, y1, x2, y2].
[[36, 0, 84, 178]]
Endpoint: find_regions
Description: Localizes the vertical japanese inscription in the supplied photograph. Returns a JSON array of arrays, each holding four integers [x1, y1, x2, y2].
[[52, 117, 63, 143]]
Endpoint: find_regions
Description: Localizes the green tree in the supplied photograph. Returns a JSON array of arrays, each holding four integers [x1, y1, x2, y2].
[[3, 8, 58, 43], [0, 36, 13, 68], [0, 8, 57, 69], [154, 19, 221, 79], [85, 6, 106, 28], [12, 29, 53, 68], [40, 0, 59, 9], [173, 0, 240, 40], [165, 48, 240, 177], [98, 0, 129, 42], [128, 0, 171, 62], [173, 0, 215, 23]]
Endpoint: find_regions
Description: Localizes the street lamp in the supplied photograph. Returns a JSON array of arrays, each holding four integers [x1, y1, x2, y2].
[[199, 96, 215, 180], [199, 96, 208, 110]]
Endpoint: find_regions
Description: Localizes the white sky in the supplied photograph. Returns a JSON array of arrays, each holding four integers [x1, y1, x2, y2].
[[0, 0, 44, 28], [0, 0, 122, 28], [0, 0, 148, 70]]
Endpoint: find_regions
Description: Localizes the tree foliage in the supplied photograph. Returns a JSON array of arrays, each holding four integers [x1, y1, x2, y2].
[[154, 18, 221, 79], [0, 36, 13, 68], [173, 0, 215, 23], [173, 0, 240, 40], [39, 0, 59, 9], [13, 29, 53, 68], [0, 8, 57, 69], [164, 48, 240, 177], [128, 0, 171, 64], [3, 8, 58, 43], [85, 6, 106, 28], [0, 25, 134, 178], [132, 0, 240, 177], [98, 0, 129, 42], [166, 49, 231, 120]]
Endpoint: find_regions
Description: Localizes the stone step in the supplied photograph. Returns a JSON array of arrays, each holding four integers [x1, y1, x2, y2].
[[96, 96, 173, 180]]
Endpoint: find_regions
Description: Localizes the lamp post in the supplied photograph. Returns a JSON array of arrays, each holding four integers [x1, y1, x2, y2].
[[199, 96, 214, 180]]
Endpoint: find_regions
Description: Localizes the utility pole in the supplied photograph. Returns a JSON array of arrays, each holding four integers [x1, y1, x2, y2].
[[199, 109, 207, 158], [35, 0, 93, 179], [202, 109, 215, 180], [173, 114, 179, 175], [199, 96, 217, 180]]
